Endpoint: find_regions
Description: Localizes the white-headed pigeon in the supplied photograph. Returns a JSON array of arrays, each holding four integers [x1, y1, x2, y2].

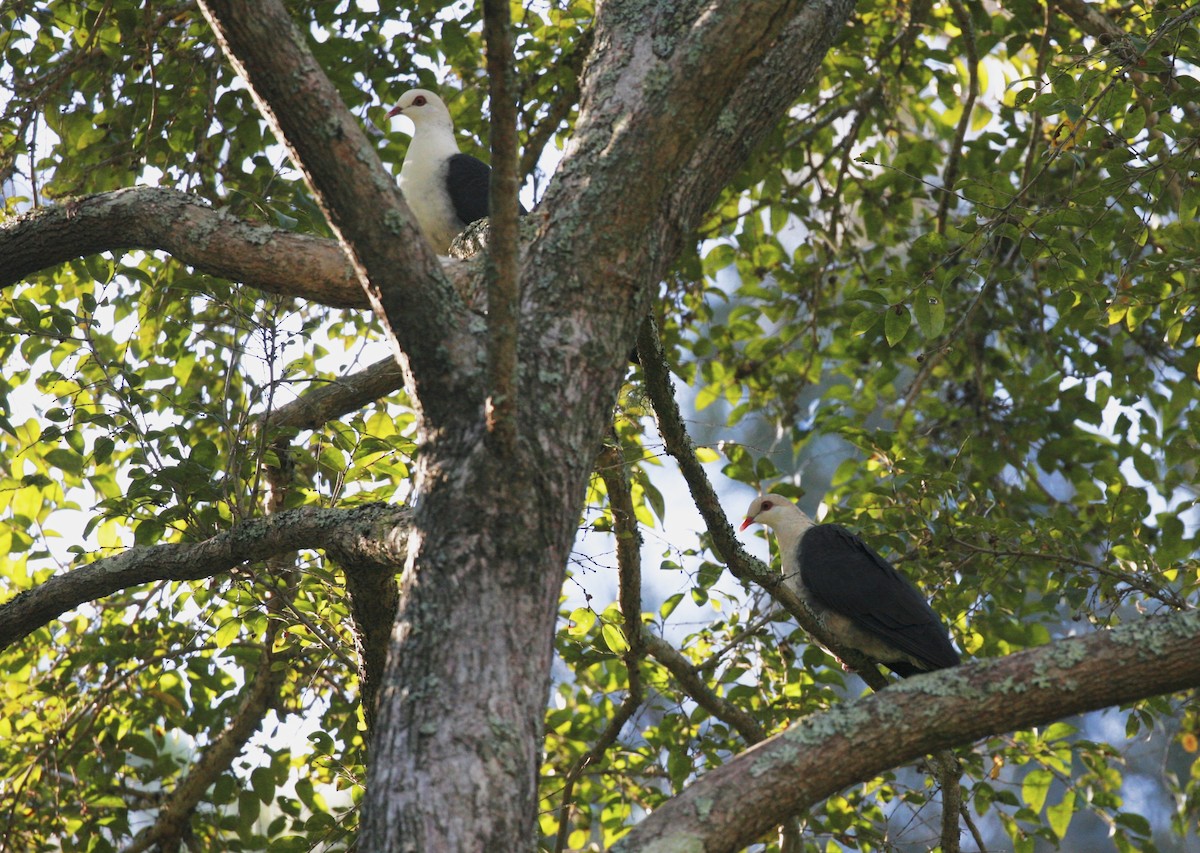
[[387, 88, 525, 253], [741, 496, 960, 677]]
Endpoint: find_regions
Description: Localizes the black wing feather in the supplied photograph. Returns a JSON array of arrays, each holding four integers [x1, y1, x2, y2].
[[798, 524, 959, 671], [446, 153, 528, 228]]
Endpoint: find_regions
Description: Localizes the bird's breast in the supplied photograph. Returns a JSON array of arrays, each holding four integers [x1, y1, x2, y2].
[[399, 159, 463, 252]]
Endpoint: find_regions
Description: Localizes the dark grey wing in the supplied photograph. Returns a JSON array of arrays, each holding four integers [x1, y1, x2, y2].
[[446, 154, 529, 227], [798, 524, 960, 671], [446, 154, 492, 226]]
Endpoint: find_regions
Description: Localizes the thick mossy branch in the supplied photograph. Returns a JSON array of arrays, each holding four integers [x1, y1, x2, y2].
[[615, 608, 1200, 852], [0, 187, 364, 306]]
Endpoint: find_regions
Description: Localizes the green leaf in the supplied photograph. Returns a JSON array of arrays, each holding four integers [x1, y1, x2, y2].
[[190, 438, 220, 472], [912, 287, 945, 338], [250, 766, 276, 804], [93, 436, 115, 464], [850, 308, 881, 337], [1047, 790, 1075, 839], [884, 304, 911, 347], [659, 592, 684, 620], [1021, 768, 1053, 813], [1122, 105, 1146, 139], [1115, 811, 1152, 836], [568, 607, 595, 637], [133, 518, 165, 547], [600, 622, 629, 654], [213, 618, 239, 649], [702, 243, 736, 275]]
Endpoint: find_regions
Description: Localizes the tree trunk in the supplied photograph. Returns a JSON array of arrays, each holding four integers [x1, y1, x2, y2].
[[360, 425, 598, 850]]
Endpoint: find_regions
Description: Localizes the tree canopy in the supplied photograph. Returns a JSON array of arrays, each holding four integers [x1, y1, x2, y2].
[[2, 1, 1199, 851]]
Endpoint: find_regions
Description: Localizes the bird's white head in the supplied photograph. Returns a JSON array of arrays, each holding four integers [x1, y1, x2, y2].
[[387, 89, 454, 131], [740, 495, 814, 540], [740, 496, 815, 561]]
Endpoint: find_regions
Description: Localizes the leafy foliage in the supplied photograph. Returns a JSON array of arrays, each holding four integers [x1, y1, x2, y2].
[[2, 1, 1199, 851]]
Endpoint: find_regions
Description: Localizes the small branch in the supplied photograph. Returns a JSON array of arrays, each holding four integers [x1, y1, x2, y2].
[[640, 631, 767, 745], [262, 357, 406, 432], [121, 643, 298, 853], [0, 503, 409, 651], [934, 751, 963, 853], [554, 440, 646, 853], [936, 0, 978, 235], [597, 439, 645, 659], [483, 0, 521, 456], [960, 799, 989, 852]]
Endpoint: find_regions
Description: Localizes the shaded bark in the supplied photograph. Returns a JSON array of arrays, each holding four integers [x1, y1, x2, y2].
[[482, 0, 522, 456]]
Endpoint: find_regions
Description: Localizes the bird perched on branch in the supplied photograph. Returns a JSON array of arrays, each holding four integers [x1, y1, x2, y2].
[[741, 496, 960, 677], [387, 88, 525, 253]]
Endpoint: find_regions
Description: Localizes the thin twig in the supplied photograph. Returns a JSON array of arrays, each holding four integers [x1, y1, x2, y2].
[[483, 0, 521, 456], [553, 441, 646, 853], [937, 0, 978, 235], [639, 631, 767, 745]]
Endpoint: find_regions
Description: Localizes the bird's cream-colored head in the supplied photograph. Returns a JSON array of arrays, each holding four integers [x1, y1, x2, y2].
[[740, 496, 814, 548], [387, 89, 454, 132], [740, 496, 815, 573]]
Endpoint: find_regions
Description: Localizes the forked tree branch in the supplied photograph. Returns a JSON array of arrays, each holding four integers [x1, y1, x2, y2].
[[0, 503, 409, 651], [197, 0, 481, 411]]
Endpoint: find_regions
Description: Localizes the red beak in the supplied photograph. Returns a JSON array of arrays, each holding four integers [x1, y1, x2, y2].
[[387, 104, 404, 118], [738, 517, 754, 531]]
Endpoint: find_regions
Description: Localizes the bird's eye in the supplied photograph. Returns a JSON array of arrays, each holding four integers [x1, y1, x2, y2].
[[761, 500, 773, 510], [414, 96, 426, 106]]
